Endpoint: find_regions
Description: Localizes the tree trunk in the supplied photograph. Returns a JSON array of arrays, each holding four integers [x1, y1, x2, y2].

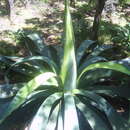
[[70, 0, 77, 7], [91, 0, 106, 41], [5, 0, 14, 21]]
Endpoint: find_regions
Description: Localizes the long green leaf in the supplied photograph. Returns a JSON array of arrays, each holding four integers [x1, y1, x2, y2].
[[76, 97, 111, 130], [20, 87, 60, 110], [0, 72, 56, 124], [76, 40, 95, 66], [48, 46, 61, 67], [78, 56, 107, 74], [73, 89, 129, 130], [0, 56, 23, 63], [78, 61, 130, 81], [0, 56, 33, 76], [51, 44, 63, 67], [64, 93, 79, 130], [25, 33, 50, 57], [27, 33, 46, 52], [7, 56, 58, 74], [29, 92, 62, 130], [78, 69, 114, 87], [46, 102, 60, 130], [86, 85, 130, 99], [27, 33, 61, 67], [56, 101, 64, 130], [60, 0, 77, 91], [88, 44, 113, 58]]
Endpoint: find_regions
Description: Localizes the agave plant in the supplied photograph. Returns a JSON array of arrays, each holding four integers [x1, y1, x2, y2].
[[0, 0, 130, 130]]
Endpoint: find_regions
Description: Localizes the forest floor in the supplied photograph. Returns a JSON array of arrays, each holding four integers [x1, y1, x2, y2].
[[0, 1, 64, 56], [0, 1, 130, 56]]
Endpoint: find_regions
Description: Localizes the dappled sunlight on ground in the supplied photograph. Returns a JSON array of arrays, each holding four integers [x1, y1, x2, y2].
[[0, 1, 64, 49]]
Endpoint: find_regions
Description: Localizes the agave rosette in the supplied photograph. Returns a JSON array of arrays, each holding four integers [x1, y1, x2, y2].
[[0, 0, 130, 130]]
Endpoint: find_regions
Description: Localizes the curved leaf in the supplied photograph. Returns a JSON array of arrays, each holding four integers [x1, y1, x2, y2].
[[86, 85, 130, 99], [26, 33, 50, 57], [56, 101, 64, 130], [27, 33, 45, 48], [29, 92, 62, 130], [48, 46, 61, 67], [78, 69, 114, 87], [27, 33, 62, 67], [46, 102, 60, 130], [0, 56, 32, 76], [0, 72, 57, 124], [73, 89, 129, 130], [7, 56, 59, 74], [52, 44, 63, 66], [76, 40, 95, 66], [0, 56, 24, 63], [88, 44, 113, 58], [76, 97, 111, 130], [78, 56, 107, 74], [78, 61, 130, 81]]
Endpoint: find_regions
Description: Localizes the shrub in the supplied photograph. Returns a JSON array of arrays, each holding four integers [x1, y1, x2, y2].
[[112, 24, 130, 49]]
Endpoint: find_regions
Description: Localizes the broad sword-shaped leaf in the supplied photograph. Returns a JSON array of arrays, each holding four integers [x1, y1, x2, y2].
[[29, 93, 62, 130], [78, 61, 130, 81], [60, 0, 77, 91], [0, 72, 57, 124]]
